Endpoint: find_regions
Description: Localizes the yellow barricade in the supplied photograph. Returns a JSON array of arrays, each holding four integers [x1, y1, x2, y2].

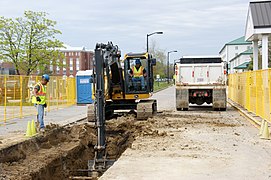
[[228, 69, 271, 122], [0, 75, 76, 123]]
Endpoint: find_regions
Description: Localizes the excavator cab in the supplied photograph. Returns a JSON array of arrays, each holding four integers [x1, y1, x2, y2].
[[124, 53, 156, 95]]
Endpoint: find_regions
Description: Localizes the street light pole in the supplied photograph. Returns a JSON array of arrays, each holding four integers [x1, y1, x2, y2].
[[146, 31, 163, 52], [167, 50, 178, 84]]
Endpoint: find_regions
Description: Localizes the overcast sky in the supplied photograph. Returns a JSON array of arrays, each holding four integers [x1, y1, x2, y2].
[[1, 0, 250, 62]]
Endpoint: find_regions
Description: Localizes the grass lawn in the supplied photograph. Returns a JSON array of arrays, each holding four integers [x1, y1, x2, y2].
[[153, 81, 173, 92]]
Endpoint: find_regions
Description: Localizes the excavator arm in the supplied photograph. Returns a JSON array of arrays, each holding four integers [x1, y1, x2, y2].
[[88, 42, 121, 174]]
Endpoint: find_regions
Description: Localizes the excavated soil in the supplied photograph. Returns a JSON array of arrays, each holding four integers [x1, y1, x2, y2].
[[0, 114, 152, 180]]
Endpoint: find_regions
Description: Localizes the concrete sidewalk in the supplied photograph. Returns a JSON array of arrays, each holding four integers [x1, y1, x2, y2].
[[0, 105, 87, 147]]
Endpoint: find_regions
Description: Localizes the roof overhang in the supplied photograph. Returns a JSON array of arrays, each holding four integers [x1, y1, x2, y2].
[[233, 62, 250, 69], [245, 1, 271, 41]]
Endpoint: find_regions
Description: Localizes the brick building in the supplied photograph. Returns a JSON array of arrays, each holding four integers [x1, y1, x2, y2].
[[0, 61, 15, 75], [52, 44, 94, 77]]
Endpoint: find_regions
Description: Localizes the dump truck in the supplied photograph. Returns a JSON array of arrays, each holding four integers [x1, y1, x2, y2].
[[175, 56, 227, 111]]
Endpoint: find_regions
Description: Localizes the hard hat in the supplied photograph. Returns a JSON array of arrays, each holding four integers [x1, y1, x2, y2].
[[135, 59, 141, 64], [42, 74, 50, 82]]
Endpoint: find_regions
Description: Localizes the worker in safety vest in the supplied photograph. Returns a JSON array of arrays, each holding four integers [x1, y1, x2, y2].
[[32, 74, 50, 132], [129, 59, 147, 90]]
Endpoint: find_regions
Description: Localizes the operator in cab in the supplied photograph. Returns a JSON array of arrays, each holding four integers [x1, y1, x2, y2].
[[129, 59, 147, 90]]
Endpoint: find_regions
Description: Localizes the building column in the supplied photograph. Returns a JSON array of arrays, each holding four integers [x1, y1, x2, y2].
[[253, 40, 258, 70], [262, 35, 269, 70]]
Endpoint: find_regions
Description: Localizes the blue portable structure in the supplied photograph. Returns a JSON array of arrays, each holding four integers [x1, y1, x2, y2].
[[76, 70, 93, 104]]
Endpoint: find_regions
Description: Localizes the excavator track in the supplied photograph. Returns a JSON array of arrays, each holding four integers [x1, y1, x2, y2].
[[136, 99, 157, 120]]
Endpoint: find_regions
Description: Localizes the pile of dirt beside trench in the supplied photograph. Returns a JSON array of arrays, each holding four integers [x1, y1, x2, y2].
[[0, 118, 139, 180]]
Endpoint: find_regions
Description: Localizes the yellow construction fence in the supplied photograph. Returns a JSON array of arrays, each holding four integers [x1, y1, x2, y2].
[[0, 75, 76, 123], [228, 69, 271, 122]]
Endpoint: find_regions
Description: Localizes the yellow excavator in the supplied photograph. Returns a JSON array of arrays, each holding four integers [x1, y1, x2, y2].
[[85, 42, 157, 174], [87, 42, 157, 122]]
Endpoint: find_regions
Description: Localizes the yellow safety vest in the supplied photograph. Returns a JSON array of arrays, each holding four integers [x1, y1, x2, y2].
[[133, 66, 144, 77], [32, 82, 47, 105]]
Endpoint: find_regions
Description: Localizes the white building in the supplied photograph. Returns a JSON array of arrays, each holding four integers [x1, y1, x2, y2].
[[220, 36, 253, 73], [245, 1, 271, 70], [219, 36, 252, 64], [229, 49, 252, 73]]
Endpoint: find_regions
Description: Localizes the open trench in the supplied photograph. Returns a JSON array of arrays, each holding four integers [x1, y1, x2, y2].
[[0, 115, 147, 180]]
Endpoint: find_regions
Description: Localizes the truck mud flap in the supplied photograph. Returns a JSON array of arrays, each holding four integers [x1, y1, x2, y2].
[[176, 89, 189, 110], [213, 89, 227, 110]]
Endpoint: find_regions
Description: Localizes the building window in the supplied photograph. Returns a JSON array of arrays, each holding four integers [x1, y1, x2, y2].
[[235, 53, 238, 57], [76, 58, 80, 71], [63, 59, 66, 68], [63, 59, 66, 75], [235, 46, 238, 50], [70, 58, 73, 71]]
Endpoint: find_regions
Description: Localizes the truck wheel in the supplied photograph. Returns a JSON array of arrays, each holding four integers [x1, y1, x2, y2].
[[177, 108, 182, 111], [183, 108, 189, 111], [220, 108, 227, 111]]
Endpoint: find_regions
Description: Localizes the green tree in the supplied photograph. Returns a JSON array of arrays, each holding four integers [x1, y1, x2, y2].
[[0, 11, 64, 75], [148, 40, 167, 78], [247, 60, 253, 71]]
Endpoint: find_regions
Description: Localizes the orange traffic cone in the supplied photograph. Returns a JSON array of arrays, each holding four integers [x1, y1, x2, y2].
[[260, 121, 270, 140], [31, 120, 37, 136], [25, 121, 32, 137]]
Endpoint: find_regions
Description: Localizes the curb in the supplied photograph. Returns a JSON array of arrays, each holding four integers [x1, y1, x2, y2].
[[227, 99, 262, 129]]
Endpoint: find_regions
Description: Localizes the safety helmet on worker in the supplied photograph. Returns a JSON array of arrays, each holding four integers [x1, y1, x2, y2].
[[42, 74, 50, 82], [135, 59, 141, 65]]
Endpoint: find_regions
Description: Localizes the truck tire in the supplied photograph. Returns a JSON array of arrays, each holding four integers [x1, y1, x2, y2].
[[183, 108, 189, 111]]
